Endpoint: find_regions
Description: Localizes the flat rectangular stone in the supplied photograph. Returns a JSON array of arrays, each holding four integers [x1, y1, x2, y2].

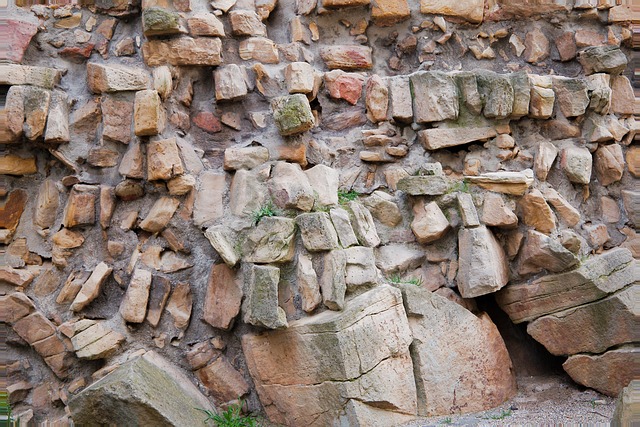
[[320, 45, 372, 70], [419, 127, 496, 150], [142, 37, 222, 66], [0, 64, 63, 89]]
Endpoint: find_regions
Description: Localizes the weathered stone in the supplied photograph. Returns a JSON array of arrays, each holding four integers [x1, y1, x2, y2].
[[188, 13, 225, 37], [243, 263, 287, 329], [70, 262, 112, 312], [69, 351, 214, 424], [147, 138, 184, 181], [542, 188, 581, 227], [215, 64, 248, 101], [586, 73, 611, 114], [517, 230, 579, 276], [134, 90, 165, 136], [466, 170, 534, 196], [457, 225, 509, 298], [481, 193, 518, 228], [230, 169, 267, 217], [318, 249, 347, 310], [101, 96, 133, 144], [346, 201, 380, 248], [1, 268, 34, 290], [242, 285, 416, 425], [0, 64, 63, 89], [397, 175, 449, 196], [622, 190, 640, 227], [63, 186, 96, 228], [239, 37, 280, 63], [388, 76, 413, 123], [2, 20, 38, 64], [476, 71, 514, 119], [269, 161, 315, 211], [399, 284, 516, 416], [115, 179, 145, 201], [420, 0, 483, 23], [166, 281, 192, 329], [411, 72, 458, 123], [528, 287, 638, 356], [610, 75, 635, 116], [296, 253, 322, 313], [411, 200, 450, 244], [146, 276, 171, 327], [305, 165, 339, 207], [142, 7, 185, 36], [524, 28, 549, 63], [534, 141, 558, 181], [285, 62, 317, 94], [329, 207, 359, 248], [13, 312, 56, 344], [197, 356, 250, 403], [204, 264, 242, 330], [52, 228, 84, 249], [371, 0, 410, 26], [87, 63, 149, 93], [0, 292, 35, 324], [564, 348, 638, 397], [375, 244, 424, 276], [529, 77, 555, 119], [271, 94, 315, 136], [256, 0, 277, 19], [578, 46, 628, 75], [142, 37, 222, 66], [167, 174, 196, 195], [508, 72, 531, 119], [583, 223, 610, 249], [520, 189, 556, 235], [297, 213, 340, 252], [457, 193, 480, 227], [419, 127, 496, 151], [120, 269, 152, 323], [552, 77, 590, 118], [344, 246, 378, 288], [322, 0, 369, 7], [23, 86, 51, 141], [556, 32, 577, 62], [324, 70, 364, 105], [594, 143, 624, 186], [611, 380, 640, 426], [211, 0, 236, 12], [0, 86, 25, 143], [0, 189, 27, 244], [583, 112, 614, 142], [362, 191, 402, 227], [193, 171, 225, 227], [627, 146, 640, 178], [44, 90, 70, 144], [139, 197, 179, 233], [497, 248, 638, 323], [320, 45, 372, 70], [561, 145, 593, 185], [229, 10, 266, 36], [454, 72, 482, 115], [243, 217, 296, 263]]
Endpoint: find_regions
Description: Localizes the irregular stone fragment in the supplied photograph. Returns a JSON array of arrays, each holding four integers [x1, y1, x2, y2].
[[188, 13, 225, 37], [344, 246, 378, 288], [0, 266, 35, 288], [399, 284, 516, 416], [242, 285, 416, 426], [271, 94, 314, 136], [578, 46, 628, 75], [142, 37, 222, 67], [243, 217, 296, 264], [23, 86, 51, 141], [611, 380, 640, 426], [120, 269, 152, 323], [329, 207, 359, 248], [211, 0, 236, 12], [297, 213, 340, 252], [285, 62, 316, 94], [12, 311, 56, 345], [0, 86, 25, 143], [517, 229, 579, 276], [269, 161, 315, 211], [243, 263, 287, 329], [520, 189, 556, 235], [229, 10, 266, 36], [197, 356, 250, 403], [528, 287, 638, 356], [476, 71, 514, 119], [193, 172, 225, 227], [564, 348, 638, 397], [0, 189, 27, 244], [496, 248, 638, 323], [70, 262, 113, 312], [362, 191, 402, 227], [215, 64, 248, 101], [63, 186, 96, 228], [411, 200, 449, 244], [296, 253, 321, 313], [622, 190, 640, 227], [166, 281, 192, 329], [457, 225, 509, 298], [0, 64, 63, 89], [69, 351, 214, 424], [509, 72, 531, 119], [101, 96, 133, 144], [419, 127, 497, 150], [346, 201, 380, 247], [481, 193, 518, 228], [583, 112, 614, 142], [555, 32, 576, 62], [238, 37, 280, 63], [534, 141, 558, 181], [167, 174, 195, 195], [586, 73, 611, 114], [627, 146, 640, 178], [411, 72, 458, 123], [524, 28, 549, 63], [388, 76, 413, 123], [610, 75, 635, 116], [561, 146, 593, 185], [320, 45, 373, 70], [52, 228, 85, 249], [139, 197, 179, 233], [2, 20, 38, 63], [465, 170, 534, 196], [134, 90, 165, 136], [594, 143, 624, 186], [142, 7, 185, 36], [304, 164, 339, 207], [87, 63, 149, 93], [322, 0, 369, 7], [324, 70, 364, 105], [371, 0, 410, 26], [45, 90, 70, 144], [552, 77, 590, 118], [419, 0, 483, 23], [204, 264, 242, 330], [146, 276, 171, 328], [147, 138, 184, 181], [457, 193, 480, 227], [529, 77, 555, 119], [542, 188, 580, 227]]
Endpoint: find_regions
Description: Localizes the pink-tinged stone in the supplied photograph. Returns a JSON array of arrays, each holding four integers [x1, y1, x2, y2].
[[2, 20, 38, 64], [59, 44, 95, 62], [324, 70, 364, 105], [320, 45, 373, 70], [193, 112, 222, 133], [203, 264, 242, 330]]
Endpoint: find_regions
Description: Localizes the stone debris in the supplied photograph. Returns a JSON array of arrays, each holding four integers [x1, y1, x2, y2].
[[70, 262, 113, 312]]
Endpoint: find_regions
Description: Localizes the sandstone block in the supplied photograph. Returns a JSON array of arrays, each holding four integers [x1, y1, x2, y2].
[[594, 143, 624, 186], [466, 170, 534, 195], [63, 185, 96, 228], [561, 145, 593, 185], [0, 64, 62, 89], [147, 138, 184, 181], [204, 264, 242, 330], [269, 161, 315, 211], [139, 197, 179, 233], [101, 95, 133, 144], [420, 0, 484, 23], [329, 207, 359, 248], [296, 253, 322, 313], [285, 62, 317, 94], [304, 164, 339, 207], [481, 193, 518, 228], [297, 213, 340, 252], [70, 262, 112, 312], [371, 0, 410, 26], [23, 86, 51, 141], [563, 348, 639, 397], [197, 356, 250, 403], [229, 10, 266, 36], [134, 90, 165, 136], [120, 269, 152, 323], [578, 46, 628, 75], [187, 13, 225, 37], [243, 217, 296, 263], [193, 171, 225, 227], [243, 263, 287, 329], [388, 76, 413, 123], [411, 72, 458, 123], [272, 94, 314, 136], [419, 127, 496, 150], [552, 77, 590, 118], [320, 45, 372, 70], [44, 90, 70, 144], [520, 189, 556, 235], [346, 201, 380, 247], [344, 246, 378, 288], [411, 200, 450, 244], [142, 37, 222, 66], [215, 64, 248, 101], [87, 63, 149, 93], [166, 281, 193, 329], [142, 7, 185, 36]]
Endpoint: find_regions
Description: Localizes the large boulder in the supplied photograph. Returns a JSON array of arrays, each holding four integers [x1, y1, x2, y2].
[[399, 284, 516, 416], [563, 348, 639, 397], [69, 351, 215, 425], [241, 285, 417, 426]]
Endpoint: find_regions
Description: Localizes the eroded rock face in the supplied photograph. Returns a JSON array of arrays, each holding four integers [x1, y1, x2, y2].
[[242, 285, 417, 426], [399, 284, 516, 416]]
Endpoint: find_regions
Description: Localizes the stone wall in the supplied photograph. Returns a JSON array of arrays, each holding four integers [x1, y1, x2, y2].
[[1, 0, 639, 424]]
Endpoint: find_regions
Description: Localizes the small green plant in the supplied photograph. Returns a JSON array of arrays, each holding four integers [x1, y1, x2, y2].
[[338, 190, 359, 205], [446, 180, 470, 194], [440, 416, 452, 425], [485, 409, 512, 420], [252, 201, 278, 225], [388, 274, 423, 287], [1, 391, 14, 426], [198, 400, 257, 427]]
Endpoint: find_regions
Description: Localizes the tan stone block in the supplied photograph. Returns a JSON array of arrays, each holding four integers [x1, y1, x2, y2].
[[239, 37, 280, 63], [0, 292, 35, 324], [13, 312, 57, 345], [87, 63, 149, 94], [142, 37, 222, 67], [371, 0, 410, 26], [139, 196, 180, 233], [197, 357, 250, 403], [520, 189, 556, 235], [120, 268, 152, 323], [70, 262, 113, 312], [134, 90, 165, 136], [63, 185, 97, 228], [147, 138, 184, 181]]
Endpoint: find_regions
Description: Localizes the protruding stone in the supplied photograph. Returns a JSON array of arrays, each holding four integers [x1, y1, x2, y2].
[[63, 185, 96, 228], [520, 189, 556, 235], [243, 217, 296, 264], [142, 37, 222, 67], [534, 141, 558, 181], [529, 76, 555, 119], [578, 46, 628, 75], [120, 269, 152, 323], [610, 75, 635, 116], [457, 225, 509, 298], [476, 72, 514, 119], [147, 138, 184, 181], [364, 75, 389, 122], [411, 72, 458, 123], [586, 73, 611, 114], [304, 164, 339, 207], [320, 45, 373, 70], [2, 20, 38, 64], [0, 64, 63, 89], [269, 161, 315, 211], [563, 348, 638, 397], [419, 127, 497, 150], [552, 77, 590, 118], [188, 13, 225, 37], [371, 0, 410, 26], [466, 170, 534, 196], [457, 193, 480, 227], [87, 63, 149, 93], [70, 262, 113, 312], [297, 213, 340, 252], [329, 207, 359, 248], [388, 76, 413, 123], [134, 90, 165, 136], [517, 229, 579, 276], [524, 28, 549, 64], [271, 94, 315, 136], [346, 201, 380, 248], [243, 263, 287, 329], [139, 197, 180, 233], [215, 64, 248, 101], [594, 143, 624, 186], [296, 253, 321, 313], [197, 356, 250, 404], [204, 264, 242, 330], [419, 0, 484, 23], [561, 145, 593, 185], [229, 10, 266, 36], [411, 200, 450, 244], [205, 226, 240, 267], [23, 86, 51, 141], [481, 193, 518, 228], [239, 37, 280, 64], [45, 90, 70, 144], [344, 246, 378, 288], [324, 70, 364, 105], [166, 281, 192, 329], [320, 249, 347, 310], [193, 171, 225, 227], [363, 191, 402, 227], [542, 188, 580, 227], [146, 276, 171, 327], [142, 7, 185, 36], [322, 0, 369, 7], [101, 96, 133, 144], [285, 62, 317, 94]]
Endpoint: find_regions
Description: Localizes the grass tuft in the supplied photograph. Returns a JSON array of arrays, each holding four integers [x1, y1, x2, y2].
[[337, 190, 359, 205], [388, 274, 423, 287], [198, 400, 257, 427], [252, 202, 279, 225]]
